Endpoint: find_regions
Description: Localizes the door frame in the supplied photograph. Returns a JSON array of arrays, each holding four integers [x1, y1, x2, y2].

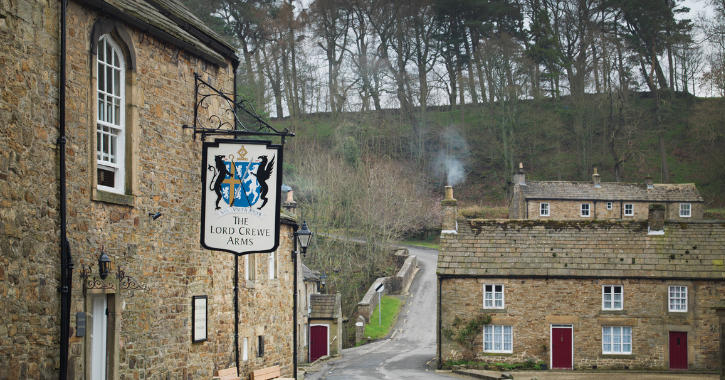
[[550, 324, 574, 370], [668, 331, 689, 370], [309, 323, 329, 362]]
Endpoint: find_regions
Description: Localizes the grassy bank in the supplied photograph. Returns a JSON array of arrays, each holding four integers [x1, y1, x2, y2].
[[363, 295, 402, 340]]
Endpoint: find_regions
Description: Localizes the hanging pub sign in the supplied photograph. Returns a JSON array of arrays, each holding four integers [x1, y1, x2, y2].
[[201, 139, 283, 255]]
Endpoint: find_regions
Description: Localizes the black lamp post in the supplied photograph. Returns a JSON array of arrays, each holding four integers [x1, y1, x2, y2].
[[293, 220, 313, 378], [98, 250, 111, 280]]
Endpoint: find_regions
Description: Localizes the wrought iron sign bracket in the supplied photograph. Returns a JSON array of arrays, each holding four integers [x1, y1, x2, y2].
[[183, 72, 295, 142], [79, 264, 148, 294]]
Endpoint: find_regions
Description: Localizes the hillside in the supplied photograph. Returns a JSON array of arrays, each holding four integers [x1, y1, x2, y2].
[[274, 93, 725, 213]]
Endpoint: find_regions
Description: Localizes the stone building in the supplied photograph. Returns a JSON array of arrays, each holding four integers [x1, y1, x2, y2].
[[308, 293, 343, 362], [0, 0, 298, 378], [438, 188, 725, 372], [509, 165, 704, 221]]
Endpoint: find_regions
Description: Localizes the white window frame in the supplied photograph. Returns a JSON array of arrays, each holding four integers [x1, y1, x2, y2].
[[245, 254, 256, 281], [581, 203, 590, 217], [679, 203, 691, 218], [602, 285, 623, 310], [602, 326, 632, 354], [243, 337, 248, 361], [607, 202, 613, 210], [483, 284, 505, 309], [540, 203, 550, 216], [268, 250, 276, 279], [96, 34, 126, 194], [669, 285, 688, 312], [624, 203, 634, 216], [483, 325, 513, 353]]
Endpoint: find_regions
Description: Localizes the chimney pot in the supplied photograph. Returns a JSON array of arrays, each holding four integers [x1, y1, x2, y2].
[[441, 187, 458, 234], [592, 168, 601, 188], [513, 163, 526, 186], [645, 175, 654, 189], [647, 204, 666, 235]]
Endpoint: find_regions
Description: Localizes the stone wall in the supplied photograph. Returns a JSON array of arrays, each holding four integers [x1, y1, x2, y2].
[[357, 278, 388, 323], [0, 1, 296, 379], [439, 277, 722, 371], [388, 255, 417, 294], [524, 200, 703, 221]]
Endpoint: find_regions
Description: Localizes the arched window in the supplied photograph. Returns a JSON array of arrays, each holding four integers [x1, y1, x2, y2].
[[96, 35, 125, 194]]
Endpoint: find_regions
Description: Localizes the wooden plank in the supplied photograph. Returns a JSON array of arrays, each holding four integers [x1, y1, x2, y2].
[[215, 368, 238, 376], [250, 366, 281, 380]]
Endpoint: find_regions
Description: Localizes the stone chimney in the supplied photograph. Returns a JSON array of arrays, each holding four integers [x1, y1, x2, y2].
[[282, 185, 297, 214], [513, 163, 526, 186], [647, 204, 665, 235], [645, 175, 654, 189], [592, 168, 601, 188], [441, 186, 458, 234]]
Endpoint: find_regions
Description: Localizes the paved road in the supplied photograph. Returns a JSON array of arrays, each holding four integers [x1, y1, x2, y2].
[[303, 245, 453, 380]]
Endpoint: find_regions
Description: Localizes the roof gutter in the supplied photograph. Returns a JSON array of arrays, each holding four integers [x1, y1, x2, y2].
[[73, 0, 230, 67]]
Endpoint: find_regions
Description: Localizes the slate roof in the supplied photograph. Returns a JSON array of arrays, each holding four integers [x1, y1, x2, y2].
[[76, 0, 235, 66], [519, 181, 703, 202], [437, 219, 725, 280], [310, 294, 338, 319], [302, 263, 320, 281]]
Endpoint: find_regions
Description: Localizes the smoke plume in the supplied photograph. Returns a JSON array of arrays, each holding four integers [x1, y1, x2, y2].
[[432, 127, 469, 186]]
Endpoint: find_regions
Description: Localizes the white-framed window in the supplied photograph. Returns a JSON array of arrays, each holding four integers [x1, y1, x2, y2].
[[679, 203, 691, 218], [243, 337, 248, 361], [483, 284, 504, 309], [624, 203, 634, 216], [245, 254, 256, 281], [602, 285, 623, 310], [602, 326, 632, 354], [669, 285, 687, 312], [581, 203, 590, 217], [540, 203, 550, 216], [268, 250, 276, 279], [607, 202, 613, 210], [96, 35, 125, 194], [483, 325, 513, 353]]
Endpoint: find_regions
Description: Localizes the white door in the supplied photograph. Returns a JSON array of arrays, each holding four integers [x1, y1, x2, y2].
[[91, 295, 108, 380]]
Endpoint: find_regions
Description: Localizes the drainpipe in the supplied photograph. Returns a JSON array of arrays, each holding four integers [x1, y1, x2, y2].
[[437, 276, 443, 369], [59, 0, 74, 378]]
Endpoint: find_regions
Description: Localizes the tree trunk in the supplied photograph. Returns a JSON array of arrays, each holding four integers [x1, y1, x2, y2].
[[659, 132, 670, 183]]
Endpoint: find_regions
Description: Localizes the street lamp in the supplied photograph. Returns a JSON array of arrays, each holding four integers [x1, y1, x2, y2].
[[320, 271, 328, 294], [293, 220, 313, 378], [295, 220, 313, 256]]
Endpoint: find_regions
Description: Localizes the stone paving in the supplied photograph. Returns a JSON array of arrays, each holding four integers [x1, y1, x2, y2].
[[454, 369, 719, 380]]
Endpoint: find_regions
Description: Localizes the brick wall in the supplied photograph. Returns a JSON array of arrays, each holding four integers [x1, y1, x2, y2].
[[439, 277, 722, 370]]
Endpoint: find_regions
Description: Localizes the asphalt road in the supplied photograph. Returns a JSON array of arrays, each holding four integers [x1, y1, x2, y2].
[[303, 245, 456, 380]]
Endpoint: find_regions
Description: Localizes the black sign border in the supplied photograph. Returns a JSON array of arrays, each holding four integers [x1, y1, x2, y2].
[[192, 295, 208, 343], [200, 139, 283, 256]]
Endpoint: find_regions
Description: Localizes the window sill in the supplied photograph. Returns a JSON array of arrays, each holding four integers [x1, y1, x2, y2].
[[481, 308, 507, 313], [244, 280, 256, 289], [598, 354, 635, 359], [599, 310, 627, 315], [268, 279, 279, 287], [481, 352, 514, 356], [93, 188, 134, 206]]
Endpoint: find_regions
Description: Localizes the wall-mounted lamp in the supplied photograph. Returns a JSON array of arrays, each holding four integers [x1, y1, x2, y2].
[[98, 249, 111, 279], [149, 212, 162, 220]]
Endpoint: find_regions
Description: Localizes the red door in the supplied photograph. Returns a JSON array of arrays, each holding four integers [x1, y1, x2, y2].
[[669, 332, 688, 370], [551, 327, 573, 369], [310, 325, 328, 362]]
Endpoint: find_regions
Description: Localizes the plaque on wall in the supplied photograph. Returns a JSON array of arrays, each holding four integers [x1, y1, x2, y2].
[[192, 296, 208, 343]]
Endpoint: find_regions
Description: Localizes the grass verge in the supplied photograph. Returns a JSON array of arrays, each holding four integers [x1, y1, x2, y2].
[[364, 295, 402, 340], [400, 239, 440, 250]]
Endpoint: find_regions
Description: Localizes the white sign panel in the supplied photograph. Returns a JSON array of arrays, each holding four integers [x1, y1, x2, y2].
[[201, 139, 283, 255]]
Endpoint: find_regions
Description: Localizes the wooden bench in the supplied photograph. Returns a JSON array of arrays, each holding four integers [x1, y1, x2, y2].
[[213, 368, 240, 380], [250, 365, 295, 380]]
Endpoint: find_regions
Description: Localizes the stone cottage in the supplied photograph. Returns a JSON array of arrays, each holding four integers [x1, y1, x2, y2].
[[438, 187, 725, 372], [308, 293, 343, 363], [509, 164, 704, 221], [0, 0, 298, 378]]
